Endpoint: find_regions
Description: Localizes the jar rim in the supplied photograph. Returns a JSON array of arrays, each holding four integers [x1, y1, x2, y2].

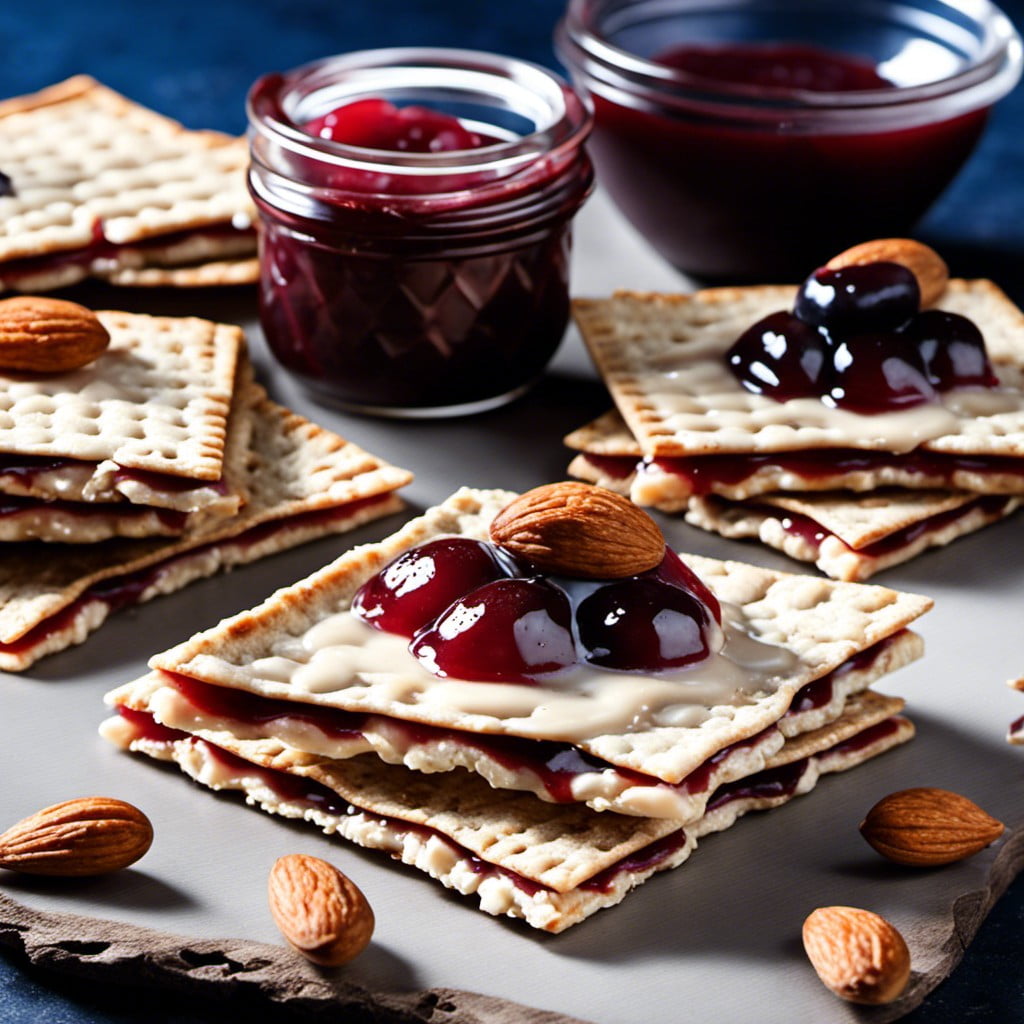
[[556, 0, 1023, 129], [247, 47, 592, 180]]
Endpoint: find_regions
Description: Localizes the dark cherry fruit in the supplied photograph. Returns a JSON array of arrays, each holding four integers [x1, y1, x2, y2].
[[726, 311, 831, 400], [905, 310, 999, 389], [647, 547, 722, 626], [829, 332, 937, 412], [794, 262, 920, 335], [410, 578, 575, 683], [576, 578, 716, 672], [352, 537, 512, 638]]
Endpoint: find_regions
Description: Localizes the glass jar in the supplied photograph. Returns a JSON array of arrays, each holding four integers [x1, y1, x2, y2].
[[247, 48, 594, 417], [556, 0, 1022, 281]]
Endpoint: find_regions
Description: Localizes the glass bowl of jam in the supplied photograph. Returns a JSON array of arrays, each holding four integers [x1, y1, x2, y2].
[[247, 49, 593, 417], [555, 0, 1022, 281]]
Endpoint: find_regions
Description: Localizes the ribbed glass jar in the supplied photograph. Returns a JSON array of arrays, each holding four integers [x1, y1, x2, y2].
[[248, 48, 594, 417]]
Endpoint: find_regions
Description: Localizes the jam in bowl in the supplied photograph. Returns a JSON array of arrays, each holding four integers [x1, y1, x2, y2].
[[247, 49, 593, 417], [555, 0, 1022, 281]]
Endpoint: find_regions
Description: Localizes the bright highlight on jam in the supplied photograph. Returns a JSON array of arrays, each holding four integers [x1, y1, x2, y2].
[[726, 246, 998, 413], [352, 535, 724, 684]]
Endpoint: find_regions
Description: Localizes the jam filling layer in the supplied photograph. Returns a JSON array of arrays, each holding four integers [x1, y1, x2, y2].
[[0, 222, 257, 284], [0, 454, 230, 499], [156, 669, 770, 804], [116, 705, 905, 898], [648, 449, 1024, 495], [0, 493, 188, 529], [0, 492, 391, 656], [747, 494, 1016, 557], [142, 632, 897, 805]]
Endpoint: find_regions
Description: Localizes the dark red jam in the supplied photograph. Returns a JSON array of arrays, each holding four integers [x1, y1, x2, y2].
[[0, 222, 256, 289], [307, 98, 492, 159], [247, 53, 592, 416], [728, 260, 998, 413], [648, 448, 1024, 497], [657, 44, 892, 92], [116, 707, 684, 900], [0, 493, 390, 658], [116, 704, 905, 904], [783, 635, 896, 717], [753, 495, 1015, 558], [563, 39, 987, 279], [160, 669, 773, 804], [352, 536, 722, 683], [0, 494, 187, 530], [0, 453, 228, 505]]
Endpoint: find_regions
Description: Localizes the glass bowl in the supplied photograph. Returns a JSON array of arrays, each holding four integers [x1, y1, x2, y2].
[[556, 0, 1022, 281]]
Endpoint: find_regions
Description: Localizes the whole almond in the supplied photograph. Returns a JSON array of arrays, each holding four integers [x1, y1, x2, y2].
[[0, 797, 153, 876], [825, 238, 949, 308], [0, 296, 110, 373], [268, 854, 374, 966], [803, 905, 911, 1005], [489, 482, 665, 579], [860, 787, 1004, 867]]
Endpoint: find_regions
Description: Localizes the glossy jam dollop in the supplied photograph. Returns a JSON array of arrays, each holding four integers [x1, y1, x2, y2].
[[247, 50, 593, 417], [352, 535, 723, 684], [352, 537, 515, 637], [306, 98, 488, 153], [727, 259, 998, 413]]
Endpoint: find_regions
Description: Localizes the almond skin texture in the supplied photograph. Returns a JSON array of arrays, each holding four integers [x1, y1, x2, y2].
[[826, 238, 949, 308], [0, 296, 110, 373], [489, 482, 665, 579], [268, 854, 375, 967], [860, 787, 1004, 867], [803, 905, 911, 1005], [0, 797, 153, 876]]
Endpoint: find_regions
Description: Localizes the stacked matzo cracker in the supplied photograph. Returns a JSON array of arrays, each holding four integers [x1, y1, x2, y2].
[[0, 78, 413, 663], [0, 76, 257, 292], [102, 488, 930, 931], [0, 305, 412, 669], [567, 278, 1024, 580]]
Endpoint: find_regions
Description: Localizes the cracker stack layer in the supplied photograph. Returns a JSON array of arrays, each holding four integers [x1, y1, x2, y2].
[[0, 76, 257, 293], [102, 488, 929, 931], [0, 305, 413, 669], [568, 279, 1024, 579], [0, 308, 255, 542], [566, 410, 1021, 581]]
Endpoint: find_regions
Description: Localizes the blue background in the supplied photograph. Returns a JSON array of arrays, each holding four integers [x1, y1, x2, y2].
[[1, 1, 1022, 1020]]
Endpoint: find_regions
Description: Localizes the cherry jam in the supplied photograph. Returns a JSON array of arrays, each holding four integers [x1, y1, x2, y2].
[[555, 0, 1020, 282], [590, 43, 985, 280], [352, 536, 722, 684], [247, 50, 593, 417], [727, 260, 997, 413]]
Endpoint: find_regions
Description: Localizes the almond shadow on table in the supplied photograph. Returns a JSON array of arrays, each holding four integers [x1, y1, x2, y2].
[[0, 869, 197, 915]]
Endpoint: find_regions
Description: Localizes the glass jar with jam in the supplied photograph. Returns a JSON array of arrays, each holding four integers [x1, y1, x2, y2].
[[247, 48, 594, 417], [556, 0, 1022, 281]]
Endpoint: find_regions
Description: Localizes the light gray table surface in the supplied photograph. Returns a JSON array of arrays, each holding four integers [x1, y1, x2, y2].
[[2, 191, 1022, 1024]]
